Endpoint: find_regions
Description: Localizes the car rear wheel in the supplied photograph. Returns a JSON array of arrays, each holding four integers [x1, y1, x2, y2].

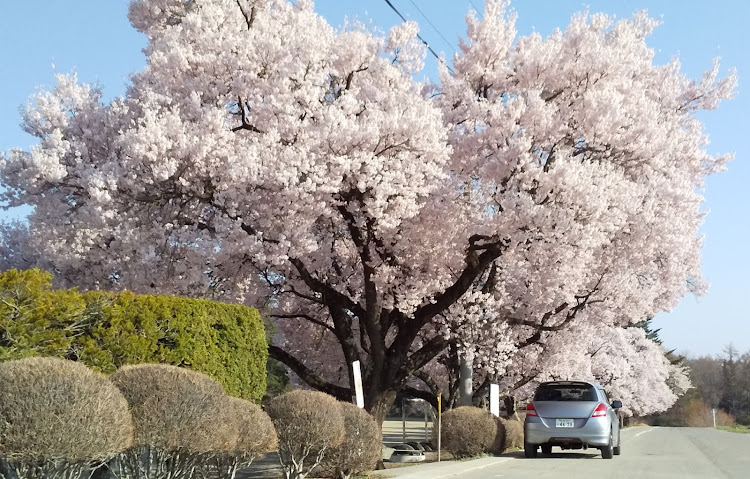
[[524, 441, 538, 458], [613, 429, 621, 455], [601, 429, 614, 459], [541, 444, 552, 455]]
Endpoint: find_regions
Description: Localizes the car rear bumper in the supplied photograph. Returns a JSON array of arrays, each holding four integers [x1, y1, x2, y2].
[[525, 417, 611, 447]]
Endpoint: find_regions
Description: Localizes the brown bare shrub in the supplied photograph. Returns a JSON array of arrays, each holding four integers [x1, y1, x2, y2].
[[317, 402, 381, 479], [491, 417, 506, 454], [495, 417, 524, 453], [433, 407, 497, 459], [108, 364, 229, 479], [683, 399, 735, 427], [266, 390, 345, 479], [0, 357, 133, 479], [211, 397, 278, 479]]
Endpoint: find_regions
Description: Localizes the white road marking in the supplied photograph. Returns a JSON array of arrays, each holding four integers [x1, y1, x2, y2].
[[634, 427, 655, 438], [429, 458, 512, 479]]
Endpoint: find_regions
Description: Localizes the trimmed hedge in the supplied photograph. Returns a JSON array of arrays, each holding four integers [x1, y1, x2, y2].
[[0, 269, 87, 361], [0, 269, 267, 402], [78, 291, 267, 402], [433, 407, 497, 459]]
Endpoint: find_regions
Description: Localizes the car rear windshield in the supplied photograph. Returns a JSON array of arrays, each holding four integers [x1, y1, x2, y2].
[[533, 383, 598, 402]]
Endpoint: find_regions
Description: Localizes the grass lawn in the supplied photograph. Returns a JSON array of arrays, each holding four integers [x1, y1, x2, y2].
[[717, 425, 750, 434]]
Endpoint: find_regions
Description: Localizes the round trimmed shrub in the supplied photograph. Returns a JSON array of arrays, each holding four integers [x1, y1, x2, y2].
[[492, 417, 507, 454], [211, 396, 278, 479], [266, 390, 345, 479], [500, 417, 524, 451], [108, 364, 231, 479], [433, 407, 497, 459], [318, 402, 381, 479], [108, 364, 227, 452], [0, 357, 133, 478], [492, 416, 524, 453]]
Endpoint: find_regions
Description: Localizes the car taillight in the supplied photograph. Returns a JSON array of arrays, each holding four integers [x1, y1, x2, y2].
[[591, 403, 607, 418], [526, 402, 538, 417]]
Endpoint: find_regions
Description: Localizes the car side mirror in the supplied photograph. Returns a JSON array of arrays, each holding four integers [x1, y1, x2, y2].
[[611, 400, 622, 409]]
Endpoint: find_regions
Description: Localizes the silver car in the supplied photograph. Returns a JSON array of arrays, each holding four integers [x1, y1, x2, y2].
[[524, 380, 622, 459]]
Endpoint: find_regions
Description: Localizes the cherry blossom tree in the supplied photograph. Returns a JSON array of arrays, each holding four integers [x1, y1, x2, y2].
[[413, 321, 691, 417], [0, 0, 734, 423], [509, 322, 692, 417]]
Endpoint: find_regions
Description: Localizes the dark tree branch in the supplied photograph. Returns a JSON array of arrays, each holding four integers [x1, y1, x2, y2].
[[280, 285, 324, 305], [404, 335, 449, 374], [472, 377, 491, 403], [328, 304, 362, 367], [389, 236, 507, 357], [509, 374, 537, 393], [268, 345, 350, 400], [513, 273, 606, 348], [516, 329, 544, 349], [413, 369, 441, 397], [231, 98, 265, 133], [235, 0, 255, 29], [289, 257, 366, 319], [358, 318, 370, 354], [335, 193, 388, 391], [287, 256, 362, 374], [481, 262, 498, 294], [401, 386, 439, 410], [344, 66, 368, 91], [270, 313, 334, 334], [414, 236, 507, 326], [374, 139, 410, 157]]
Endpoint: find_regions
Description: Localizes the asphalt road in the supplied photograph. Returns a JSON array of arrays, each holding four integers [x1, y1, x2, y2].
[[383, 426, 750, 479]]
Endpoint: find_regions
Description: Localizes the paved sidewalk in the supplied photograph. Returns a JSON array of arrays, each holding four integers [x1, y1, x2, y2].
[[237, 418, 521, 479], [373, 455, 517, 479], [238, 451, 522, 479]]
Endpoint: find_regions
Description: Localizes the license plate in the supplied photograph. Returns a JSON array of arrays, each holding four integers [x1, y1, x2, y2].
[[556, 419, 575, 428]]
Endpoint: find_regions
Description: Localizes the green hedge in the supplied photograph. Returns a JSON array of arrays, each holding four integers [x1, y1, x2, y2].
[[0, 269, 267, 402]]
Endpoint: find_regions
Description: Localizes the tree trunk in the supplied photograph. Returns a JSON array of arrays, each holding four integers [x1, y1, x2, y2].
[[502, 395, 516, 418], [458, 353, 474, 407], [367, 388, 397, 429]]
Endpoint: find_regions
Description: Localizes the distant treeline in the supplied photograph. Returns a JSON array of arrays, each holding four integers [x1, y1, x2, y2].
[[653, 345, 750, 426]]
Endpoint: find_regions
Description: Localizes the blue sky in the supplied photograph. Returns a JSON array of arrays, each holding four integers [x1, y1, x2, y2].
[[1, 1, 747, 357]]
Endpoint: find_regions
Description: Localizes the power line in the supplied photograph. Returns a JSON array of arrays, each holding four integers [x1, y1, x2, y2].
[[382, 0, 455, 74], [468, 0, 482, 14], [407, 0, 456, 54]]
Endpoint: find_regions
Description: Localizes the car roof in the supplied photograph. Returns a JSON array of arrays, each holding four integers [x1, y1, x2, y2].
[[539, 380, 604, 389]]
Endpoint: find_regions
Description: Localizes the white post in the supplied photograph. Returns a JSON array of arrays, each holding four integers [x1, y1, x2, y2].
[[712, 408, 717, 428], [351, 360, 364, 408], [402, 397, 407, 443], [437, 394, 442, 462], [489, 383, 500, 417]]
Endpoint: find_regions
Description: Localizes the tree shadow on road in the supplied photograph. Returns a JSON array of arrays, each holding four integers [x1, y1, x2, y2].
[[503, 450, 602, 460]]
